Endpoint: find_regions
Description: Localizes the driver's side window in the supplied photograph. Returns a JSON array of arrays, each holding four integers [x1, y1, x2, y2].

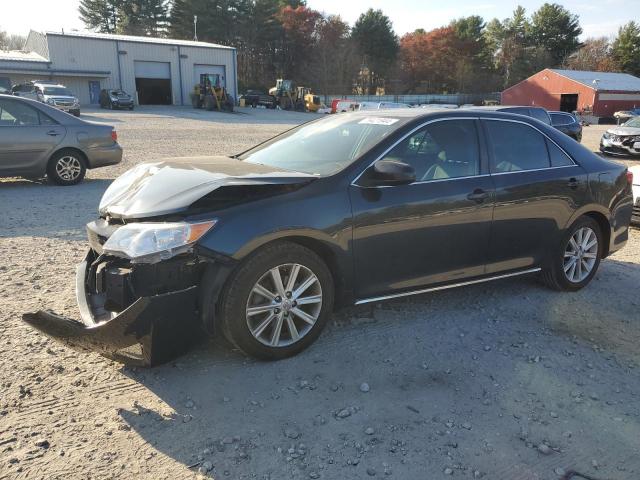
[[382, 119, 480, 182]]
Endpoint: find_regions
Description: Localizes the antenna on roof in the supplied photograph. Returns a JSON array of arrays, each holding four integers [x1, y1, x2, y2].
[[193, 15, 198, 41]]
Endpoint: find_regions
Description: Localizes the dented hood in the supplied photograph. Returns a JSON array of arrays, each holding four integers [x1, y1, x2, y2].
[[99, 156, 315, 219], [607, 126, 640, 136]]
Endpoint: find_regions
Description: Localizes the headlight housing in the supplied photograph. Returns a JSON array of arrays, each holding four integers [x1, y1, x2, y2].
[[46, 98, 55, 105], [602, 132, 611, 139], [102, 221, 216, 263]]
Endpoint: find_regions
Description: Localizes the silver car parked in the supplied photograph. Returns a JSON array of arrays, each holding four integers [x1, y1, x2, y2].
[[0, 94, 122, 185]]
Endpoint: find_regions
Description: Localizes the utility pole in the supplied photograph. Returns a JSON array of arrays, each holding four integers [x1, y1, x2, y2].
[[193, 15, 198, 41]]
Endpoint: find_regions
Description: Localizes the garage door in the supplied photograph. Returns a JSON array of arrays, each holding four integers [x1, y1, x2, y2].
[[134, 61, 171, 79], [194, 64, 226, 87]]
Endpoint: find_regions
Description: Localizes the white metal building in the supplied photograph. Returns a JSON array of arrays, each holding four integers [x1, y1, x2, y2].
[[0, 30, 237, 106]]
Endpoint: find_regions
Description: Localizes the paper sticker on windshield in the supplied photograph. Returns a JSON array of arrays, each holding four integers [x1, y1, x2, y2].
[[358, 117, 399, 126]]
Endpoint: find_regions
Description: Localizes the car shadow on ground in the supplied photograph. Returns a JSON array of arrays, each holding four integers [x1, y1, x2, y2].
[[0, 178, 111, 240], [115, 258, 640, 479]]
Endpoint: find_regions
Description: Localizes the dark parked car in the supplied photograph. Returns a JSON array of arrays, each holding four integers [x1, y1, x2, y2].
[[23, 109, 633, 365], [0, 94, 122, 184], [99, 89, 134, 110], [550, 111, 582, 142], [240, 90, 276, 108]]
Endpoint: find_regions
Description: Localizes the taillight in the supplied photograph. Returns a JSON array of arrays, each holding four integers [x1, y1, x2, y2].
[[111, 130, 117, 142], [626, 170, 633, 186]]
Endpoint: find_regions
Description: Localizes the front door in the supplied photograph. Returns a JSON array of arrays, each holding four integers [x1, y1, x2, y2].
[[482, 119, 587, 274], [0, 98, 65, 176], [88, 81, 101, 104], [349, 118, 495, 299]]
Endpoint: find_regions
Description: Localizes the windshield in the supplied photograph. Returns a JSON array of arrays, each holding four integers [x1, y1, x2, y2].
[[42, 87, 73, 96], [110, 90, 127, 96], [623, 117, 640, 128], [239, 114, 406, 175]]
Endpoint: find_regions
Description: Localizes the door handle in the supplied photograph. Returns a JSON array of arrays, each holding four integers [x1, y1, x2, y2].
[[46, 130, 61, 136], [467, 189, 489, 202], [567, 178, 579, 189]]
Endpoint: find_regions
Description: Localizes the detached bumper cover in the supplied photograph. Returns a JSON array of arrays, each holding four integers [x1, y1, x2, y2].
[[22, 254, 200, 366]]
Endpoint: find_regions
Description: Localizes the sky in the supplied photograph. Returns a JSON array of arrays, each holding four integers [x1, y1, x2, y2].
[[1, 0, 636, 39]]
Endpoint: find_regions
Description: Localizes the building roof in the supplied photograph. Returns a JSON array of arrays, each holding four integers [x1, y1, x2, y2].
[[550, 69, 640, 92], [44, 30, 235, 50], [0, 50, 49, 62]]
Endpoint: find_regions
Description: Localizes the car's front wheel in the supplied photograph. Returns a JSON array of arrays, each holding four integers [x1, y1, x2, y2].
[[217, 242, 334, 360], [541, 216, 602, 291], [47, 150, 87, 185]]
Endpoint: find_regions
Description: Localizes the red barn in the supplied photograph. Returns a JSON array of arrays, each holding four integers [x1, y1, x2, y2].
[[502, 68, 640, 118]]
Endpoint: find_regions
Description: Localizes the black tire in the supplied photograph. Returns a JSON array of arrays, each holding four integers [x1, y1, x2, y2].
[[204, 95, 216, 111], [252, 100, 258, 108], [540, 216, 603, 291], [129, 105, 134, 110], [46, 150, 87, 186], [215, 241, 334, 360], [72, 109, 81, 117], [225, 95, 234, 112]]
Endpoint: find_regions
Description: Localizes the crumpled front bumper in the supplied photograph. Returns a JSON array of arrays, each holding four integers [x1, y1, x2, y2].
[[600, 136, 640, 156], [22, 253, 200, 366]]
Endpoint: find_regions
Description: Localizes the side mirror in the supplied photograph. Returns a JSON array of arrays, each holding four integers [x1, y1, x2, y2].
[[361, 159, 416, 187]]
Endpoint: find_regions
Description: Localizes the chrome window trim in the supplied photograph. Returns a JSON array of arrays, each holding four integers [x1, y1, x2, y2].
[[484, 117, 577, 168], [354, 267, 542, 305], [350, 116, 482, 187], [490, 164, 579, 176]]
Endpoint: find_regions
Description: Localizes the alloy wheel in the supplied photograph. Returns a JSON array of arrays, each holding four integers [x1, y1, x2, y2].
[[245, 263, 323, 347], [55, 156, 82, 181], [563, 226, 598, 283]]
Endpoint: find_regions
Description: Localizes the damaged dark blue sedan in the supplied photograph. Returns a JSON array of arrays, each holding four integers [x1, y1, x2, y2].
[[23, 109, 634, 365]]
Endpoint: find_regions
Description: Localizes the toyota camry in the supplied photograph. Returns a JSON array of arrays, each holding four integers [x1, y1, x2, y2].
[[23, 109, 634, 365]]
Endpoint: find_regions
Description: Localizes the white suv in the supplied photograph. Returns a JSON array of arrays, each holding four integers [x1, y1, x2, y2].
[[11, 81, 80, 116]]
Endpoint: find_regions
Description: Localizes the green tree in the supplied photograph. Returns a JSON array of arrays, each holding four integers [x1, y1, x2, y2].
[[612, 21, 640, 76], [530, 3, 582, 65], [119, 0, 169, 36], [351, 9, 398, 82], [79, 0, 120, 33]]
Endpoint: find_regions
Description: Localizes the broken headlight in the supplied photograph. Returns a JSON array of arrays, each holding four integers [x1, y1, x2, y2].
[[102, 221, 216, 262]]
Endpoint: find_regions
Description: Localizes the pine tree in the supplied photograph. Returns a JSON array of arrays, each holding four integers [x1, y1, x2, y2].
[[79, 0, 121, 33], [612, 21, 640, 76]]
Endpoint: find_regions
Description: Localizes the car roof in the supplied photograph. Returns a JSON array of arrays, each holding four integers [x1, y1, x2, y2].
[[466, 105, 546, 111], [332, 107, 556, 125]]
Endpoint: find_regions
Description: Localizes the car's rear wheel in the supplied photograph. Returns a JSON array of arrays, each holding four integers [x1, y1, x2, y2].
[[541, 216, 602, 291], [47, 150, 86, 185], [217, 242, 334, 360]]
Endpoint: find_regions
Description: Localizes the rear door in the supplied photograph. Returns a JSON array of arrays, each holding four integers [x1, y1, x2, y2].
[[0, 98, 65, 176], [482, 118, 587, 274]]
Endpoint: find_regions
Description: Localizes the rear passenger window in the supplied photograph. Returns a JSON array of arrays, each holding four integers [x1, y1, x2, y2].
[[546, 139, 573, 167], [485, 120, 550, 172]]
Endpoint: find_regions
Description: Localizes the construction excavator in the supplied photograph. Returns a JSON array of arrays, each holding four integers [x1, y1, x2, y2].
[[269, 79, 320, 112], [190, 73, 235, 112]]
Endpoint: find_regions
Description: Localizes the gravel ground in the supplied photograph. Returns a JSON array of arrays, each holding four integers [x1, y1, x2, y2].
[[1, 107, 639, 480]]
